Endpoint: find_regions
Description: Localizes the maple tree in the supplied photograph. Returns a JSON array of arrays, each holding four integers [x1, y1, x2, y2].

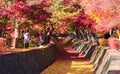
[[49, 0, 83, 34], [80, 0, 120, 33], [72, 12, 96, 31], [0, 0, 119, 46], [0, 0, 119, 32], [0, 0, 52, 29], [0, 0, 53, 46]]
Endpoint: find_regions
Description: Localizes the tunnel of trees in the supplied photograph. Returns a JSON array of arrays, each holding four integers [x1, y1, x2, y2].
[[0, 0, 120, 74]]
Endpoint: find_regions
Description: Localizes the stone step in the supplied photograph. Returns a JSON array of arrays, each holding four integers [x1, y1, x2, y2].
[[76, 43, 85, 52], [94, 48, 106, 71], [85, 44, 97, 59], [90, 46, 101, 63], [71, 41, 81, 50], [79, 44, 91, 55], [95, 50, 120, 74], [105, 60, 120, 74]]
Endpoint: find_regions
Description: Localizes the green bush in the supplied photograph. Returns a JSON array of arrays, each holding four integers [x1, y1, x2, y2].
[[30, 36, 37, 47]]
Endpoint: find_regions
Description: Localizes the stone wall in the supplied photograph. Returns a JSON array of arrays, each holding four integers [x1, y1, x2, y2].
[[90, 47, 120, 74], [72, 41, 120, 74], [0, 45, 58, 74], [71, 41, 97, 59]]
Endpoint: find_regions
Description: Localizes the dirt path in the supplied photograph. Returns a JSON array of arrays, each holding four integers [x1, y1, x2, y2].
[[41, 57, 94, 74]]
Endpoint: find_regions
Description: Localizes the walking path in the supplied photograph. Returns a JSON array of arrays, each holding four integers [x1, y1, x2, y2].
[[0, 37, 94, 74], [41, 37, 94, 74], [41, 55, 94, 74]]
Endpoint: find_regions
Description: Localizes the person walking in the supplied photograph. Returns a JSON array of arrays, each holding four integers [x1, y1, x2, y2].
[[23, 30, 30, 48]]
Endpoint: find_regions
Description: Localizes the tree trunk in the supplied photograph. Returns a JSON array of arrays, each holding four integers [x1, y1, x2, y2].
[[13, 22, 19, 48], [43, 25, 54, 45]]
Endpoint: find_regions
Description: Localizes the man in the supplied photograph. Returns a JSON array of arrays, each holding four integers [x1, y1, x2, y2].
[[23, 30, 30, 48]]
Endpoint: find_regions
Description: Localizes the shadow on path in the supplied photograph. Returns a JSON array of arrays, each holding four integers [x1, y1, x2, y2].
[[41, 37, 94, 74]]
